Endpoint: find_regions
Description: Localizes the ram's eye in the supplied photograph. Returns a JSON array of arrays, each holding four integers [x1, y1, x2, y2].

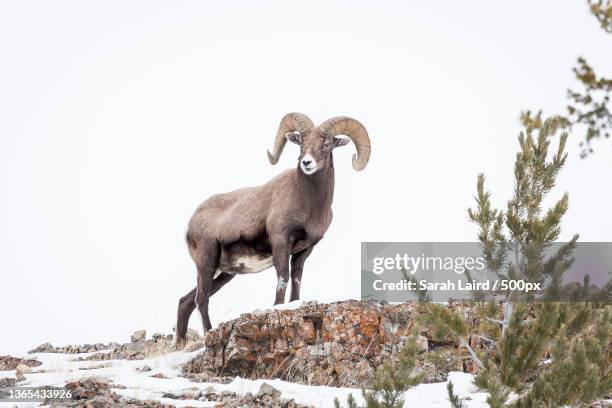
[[323, 140, 332, 149]]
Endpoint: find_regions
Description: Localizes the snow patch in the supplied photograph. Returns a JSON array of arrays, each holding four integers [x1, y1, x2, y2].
[[1, 347, 490, 408]]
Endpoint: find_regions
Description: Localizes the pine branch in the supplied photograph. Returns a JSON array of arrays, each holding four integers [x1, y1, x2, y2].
[[400, 268, 431, 303], [474, 334, 498, 346], [459, 337, 484, 369], [484, 316, 503, 325], [447, 381, 465, 408]]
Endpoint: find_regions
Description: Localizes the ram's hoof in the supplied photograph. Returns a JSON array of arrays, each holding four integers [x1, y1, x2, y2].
[[173, 338, 187, 351]]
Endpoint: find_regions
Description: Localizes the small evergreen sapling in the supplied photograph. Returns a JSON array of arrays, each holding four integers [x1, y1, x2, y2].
[[474, 302, 612, 407], [467, 121, 578, 332], [334, 338, 424, 408], [401, 268, 432, 303], [447, 381, 465, 408], [425, 349, 459, 381], [418, 303, 483, 369]]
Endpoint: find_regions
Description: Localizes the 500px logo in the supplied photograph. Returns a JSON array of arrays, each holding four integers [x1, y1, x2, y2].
[[371, 253, 486, 275]]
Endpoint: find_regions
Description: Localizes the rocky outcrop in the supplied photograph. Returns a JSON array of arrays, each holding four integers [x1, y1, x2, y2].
[[162, 383, 313, 408], [29, 330, 202, 361], [183, 300, 478, 387], [30, 334, 177, 362]]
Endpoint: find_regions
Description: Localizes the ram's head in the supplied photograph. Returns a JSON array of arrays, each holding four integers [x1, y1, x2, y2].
[[267, 113, 371, 175]]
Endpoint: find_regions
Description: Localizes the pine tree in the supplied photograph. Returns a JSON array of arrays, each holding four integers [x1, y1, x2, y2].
[[467, 121, 578, 334], [521, 2, 612, 158], [589, 0, 612, 32], [522, 58, 612, 158], [334, 338, 424, 408], [424, 120, 612, 406]]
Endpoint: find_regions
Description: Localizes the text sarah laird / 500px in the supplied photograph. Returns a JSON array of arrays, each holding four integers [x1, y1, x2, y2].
[[362, 242, 612, 302], [372, 278, 543, 293]]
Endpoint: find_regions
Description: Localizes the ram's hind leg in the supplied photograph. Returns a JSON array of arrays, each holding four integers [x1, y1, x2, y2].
[[175, 271, 235, 347], [194, 240, 221, 334], [175, 272, 235, 348], [211, 272, 235, 295], [175, 288, 197, 348]]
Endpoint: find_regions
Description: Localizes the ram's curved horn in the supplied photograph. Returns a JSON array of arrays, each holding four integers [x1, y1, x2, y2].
[[319, 117, 371, 171], [267, 113, 314, 165]]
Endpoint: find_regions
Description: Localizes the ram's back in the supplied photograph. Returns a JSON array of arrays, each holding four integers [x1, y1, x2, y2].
[[186, 170, 296, 246]]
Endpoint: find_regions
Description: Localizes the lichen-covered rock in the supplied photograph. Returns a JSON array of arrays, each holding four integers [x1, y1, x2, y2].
[[0, 355, 42, 370], [28, 342, 56, 353], [185, 340, 206, 353], [183, 300, 473, 387], [257, 382, 281, 399], [28, 342, 117, 354], [130, 330, 147, 343], [187, 328, 202, 342], [15, 363, 31, 381], [65, 377, 111, 400], [68, 335, 176, 361], [0, 377, 16, 388], [27, 335, 176, 362], [45, 378, 178, 407]]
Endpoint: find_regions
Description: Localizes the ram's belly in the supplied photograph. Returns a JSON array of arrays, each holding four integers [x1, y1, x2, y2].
[[220, 254, 274, 275], [217, 239, 274, 276], [215, 236, 310, 278]]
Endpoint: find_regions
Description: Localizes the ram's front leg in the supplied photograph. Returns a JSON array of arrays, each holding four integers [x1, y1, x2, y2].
[[271, 234, 293, 305], [290, 246, 313, 302]]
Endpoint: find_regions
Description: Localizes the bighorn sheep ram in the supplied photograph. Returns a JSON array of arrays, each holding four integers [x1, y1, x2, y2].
[[175, 113, 371, 345]]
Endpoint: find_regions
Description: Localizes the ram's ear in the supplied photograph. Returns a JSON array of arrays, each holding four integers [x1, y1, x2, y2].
[[285, 132, 302, 145], [333, 137, 350, 148]]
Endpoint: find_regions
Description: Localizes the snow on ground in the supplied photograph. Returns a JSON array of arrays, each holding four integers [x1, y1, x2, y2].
[[403, 372, 489, 407], [1, 342, 488, 408]]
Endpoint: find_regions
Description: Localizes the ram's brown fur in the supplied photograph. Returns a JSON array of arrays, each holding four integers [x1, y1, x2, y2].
[[174, 113, 370, 346]]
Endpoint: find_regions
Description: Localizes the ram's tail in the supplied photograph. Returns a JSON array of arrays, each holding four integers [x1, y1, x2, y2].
[[185, 232, 197, 250]]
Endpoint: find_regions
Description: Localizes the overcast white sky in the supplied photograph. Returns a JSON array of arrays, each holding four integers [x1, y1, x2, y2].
[[1, 1, 611, 355]]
